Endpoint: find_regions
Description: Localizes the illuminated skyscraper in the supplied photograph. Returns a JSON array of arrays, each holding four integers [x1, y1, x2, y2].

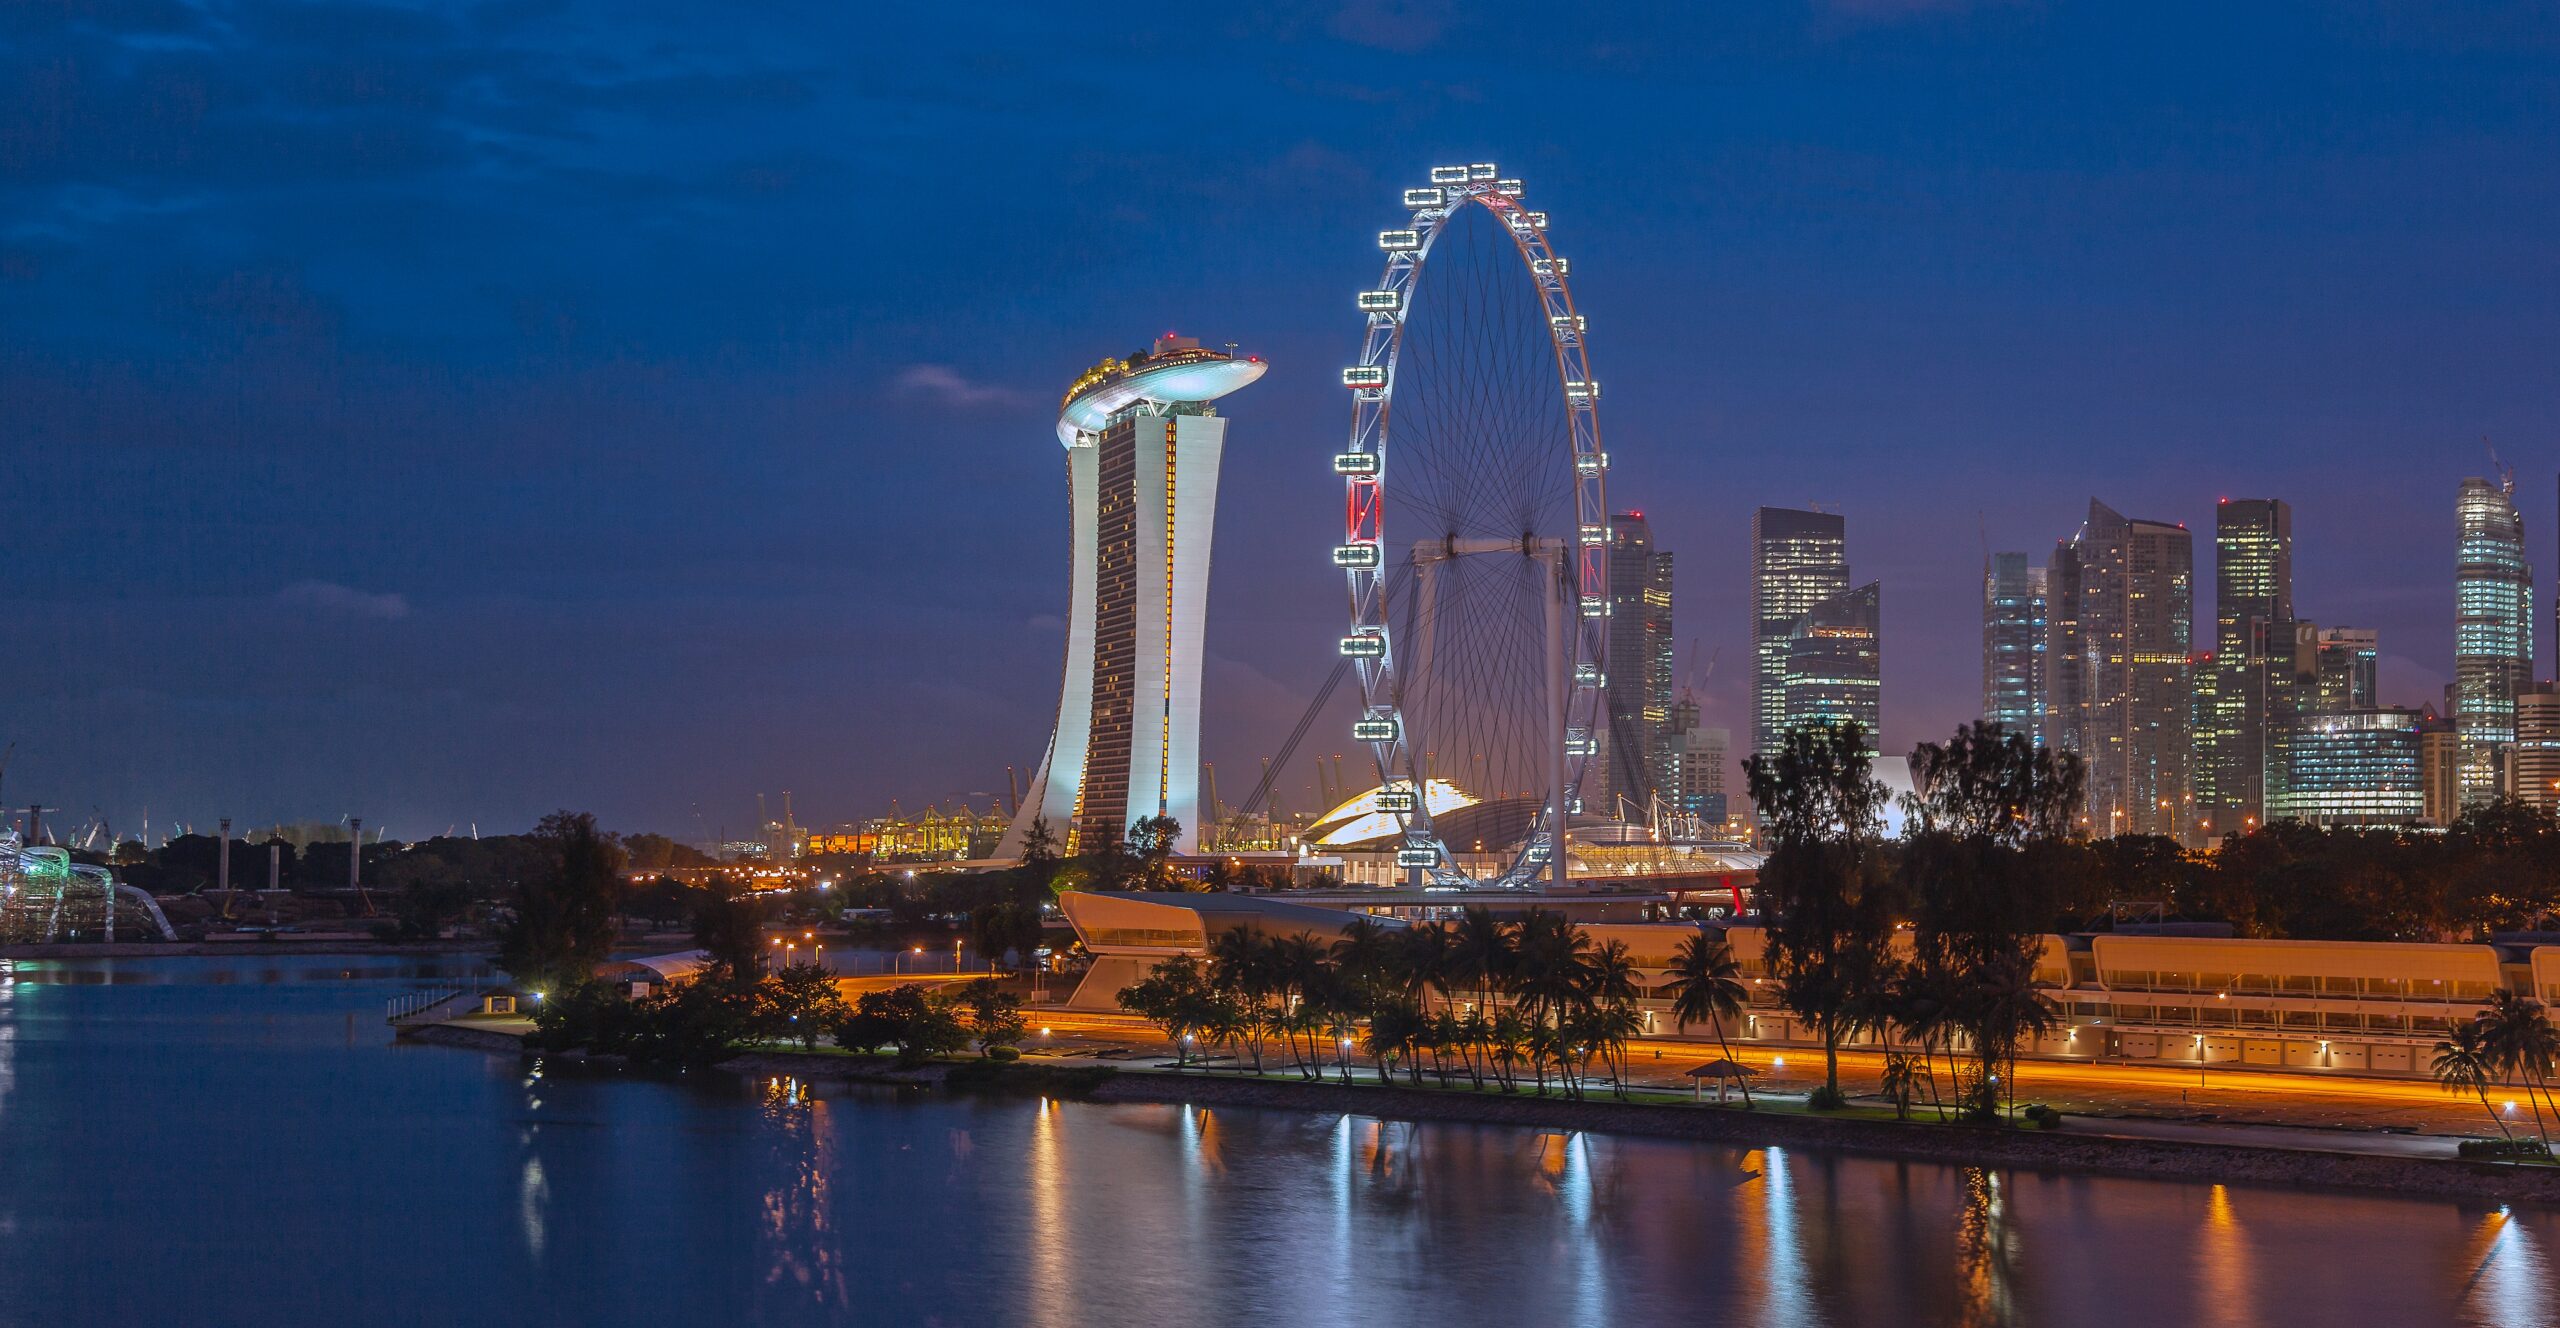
[[1982, 551, 2047, 744], [1782, 581, 1882, 754], [2060, 499, 2194, 839], [2196, 498, 2295, 836], [1599, 512, 1674, 818], [2455, 474, 2533, 805], [1002, 335, 1264, 859], [1751, 507, 1848, 758]]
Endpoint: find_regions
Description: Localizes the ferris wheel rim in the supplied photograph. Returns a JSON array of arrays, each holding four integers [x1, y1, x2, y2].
[[1334, 165, 1609, 888]]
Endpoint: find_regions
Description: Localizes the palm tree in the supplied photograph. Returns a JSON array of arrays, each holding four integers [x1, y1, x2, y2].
[[1399, 920, 1458, 1013], [1446, 907, 1515, 1087], [1363, 998, 1424, 1085], [2481, 990, 2560, 1146], [1206, 929, 1275, 1071], [1887, 956, 1960, 1121], [1590, 1001, 1643, 1099], [1329, 916, 1398, 997], [1583, 939, 1639, 1005], [1880, 1051, 1923, 1121], [1959, 948, 2056, 1120], [1269, 932, 1329, 1078], [1487, 1009, 1529, 1092], [1511, 909, 1593, 1027], [2434, 1019, 2515, 1141], [1662, 933, 1754, 1107]]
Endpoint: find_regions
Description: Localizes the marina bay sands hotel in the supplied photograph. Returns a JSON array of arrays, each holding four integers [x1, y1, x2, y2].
[[1000, 335, 1264, 858]]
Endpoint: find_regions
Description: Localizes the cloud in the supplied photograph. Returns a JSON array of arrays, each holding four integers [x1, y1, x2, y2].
[[277, 580, 410, 620], [893, 363, 1033, 409], [1818, 0, 2012, 20], [1326, 0, 1453, 52]]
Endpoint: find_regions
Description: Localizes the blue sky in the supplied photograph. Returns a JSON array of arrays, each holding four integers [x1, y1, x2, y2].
[[4, 1, 2556, 841]]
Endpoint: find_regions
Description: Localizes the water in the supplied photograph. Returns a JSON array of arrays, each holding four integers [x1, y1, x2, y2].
[[1, 955, 2553, 1327]]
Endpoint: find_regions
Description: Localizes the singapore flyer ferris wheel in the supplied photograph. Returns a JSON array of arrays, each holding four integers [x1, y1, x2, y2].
[[1334, 162, 1609, 888]]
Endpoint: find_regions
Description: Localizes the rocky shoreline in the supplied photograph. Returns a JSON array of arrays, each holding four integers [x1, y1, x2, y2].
[[403, 1024, 2560, 1206]]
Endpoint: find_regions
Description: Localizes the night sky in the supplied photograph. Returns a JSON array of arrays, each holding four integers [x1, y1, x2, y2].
[[5, 2, 2557, 843]]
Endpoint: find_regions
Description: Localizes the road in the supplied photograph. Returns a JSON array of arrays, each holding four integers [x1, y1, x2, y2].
[[1013, 1008, 2529, 1142]]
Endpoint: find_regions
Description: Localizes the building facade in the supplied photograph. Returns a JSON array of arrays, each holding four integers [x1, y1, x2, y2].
[[1982, 551, 2048, 745], [1004, 336, 1263, 858], [2316, 627, 2380, 712], [2455, 475, 2534, 805], [2045, 541, 2087, 758], [2419, 710, 2461, 826], [1662, 693, 1730, 832], [2064, 499, 2194, 839], [2195, 499, 2296, 838], [1601, 512, 1674, 818], [1750, 507, 1848, 760], [2516, 686, 2560, 814], [1782, 581, 1882, 754], [2266, 708, 2426, 828]]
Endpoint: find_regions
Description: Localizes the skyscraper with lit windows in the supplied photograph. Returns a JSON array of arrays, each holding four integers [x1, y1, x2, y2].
[[1782, 582, 1882, 755], [2060, 499, 2194, 839], [1600, 512, 1674, 818], [1982, 551, 2047, 745], [2455, 475, 2532, 806], [2196, 498, 2295, 836], [1751, 507, 1848, 758]]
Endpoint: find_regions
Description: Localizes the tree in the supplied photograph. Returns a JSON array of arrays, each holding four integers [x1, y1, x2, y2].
[[755, 963, 849, 1051], [2480, 989, 2560, 1147], [1880, 1052, 1923, 1121], [838, 984, 968, 1064], [971, 899, 1047, 972], [1119, 955, 1220, 1065], [1744, 722, 1894, 1107], [1124, 816, 1185, 890], [1207, 929, 1279, 1071], [691, 877, 768, 979], [495, 811, 627, 995], [955, 976, 1028, 1056], [1901, 722, 2081, 1119], [1662, 933, 1753, 1106], [1020, 816, 1062, 891], [2434, 1019, 2516, 1141]]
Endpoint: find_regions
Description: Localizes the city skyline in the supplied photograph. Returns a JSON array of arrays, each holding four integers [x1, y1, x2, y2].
[[5, 4, 2559, 838]]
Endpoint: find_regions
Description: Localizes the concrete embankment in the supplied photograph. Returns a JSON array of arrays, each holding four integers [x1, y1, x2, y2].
[[404, 1026, 2560, 1206], [3, 939, 494, 960]]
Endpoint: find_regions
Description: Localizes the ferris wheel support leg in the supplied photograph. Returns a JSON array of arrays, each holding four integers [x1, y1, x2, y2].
[[1546, 549, 1570, 891]]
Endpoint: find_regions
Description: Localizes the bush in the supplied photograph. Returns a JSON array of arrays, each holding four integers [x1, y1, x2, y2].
[[2022, 1105, 2063, 1129], [987, 1044, 1021, 1062], [1806, 1085, 1849, 1111], [2459, 1137, 2554, 1160]]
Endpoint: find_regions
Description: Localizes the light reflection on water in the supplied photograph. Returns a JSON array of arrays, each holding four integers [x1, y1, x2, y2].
[[0, 955, 2557, 1327]]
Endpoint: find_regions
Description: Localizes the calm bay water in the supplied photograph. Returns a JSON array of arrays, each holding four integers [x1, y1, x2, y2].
[[0, 955, 2553, 1327]]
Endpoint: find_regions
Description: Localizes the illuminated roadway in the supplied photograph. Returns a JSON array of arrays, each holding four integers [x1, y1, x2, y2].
[[1007, 1008, 2517, 1141]]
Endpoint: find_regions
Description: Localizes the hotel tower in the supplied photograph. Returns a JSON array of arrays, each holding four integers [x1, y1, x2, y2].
[[1001, 335, 1264, 859]]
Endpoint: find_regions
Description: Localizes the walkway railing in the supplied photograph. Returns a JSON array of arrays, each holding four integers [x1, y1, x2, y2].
[[386, 987, 477, 1026]]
